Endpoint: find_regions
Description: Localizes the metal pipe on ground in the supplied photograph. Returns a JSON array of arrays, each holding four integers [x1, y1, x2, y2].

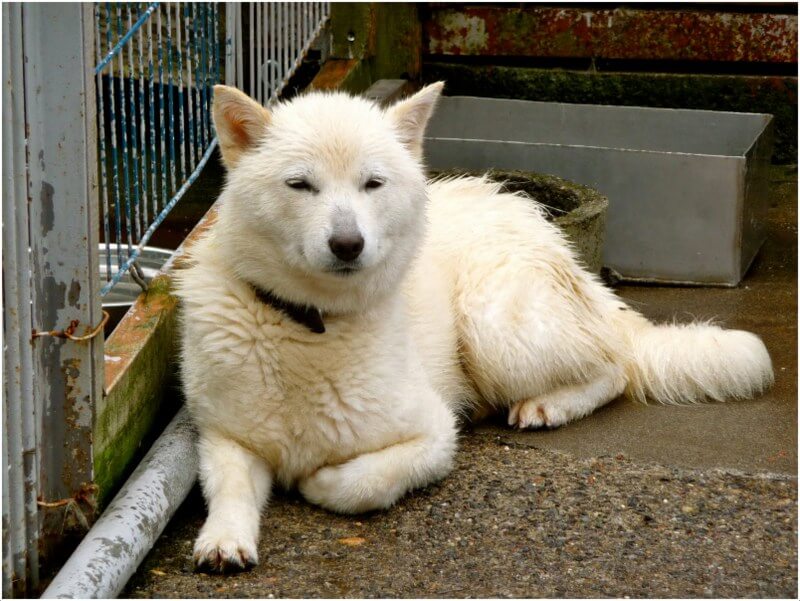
[[41, 408, 198, 599]]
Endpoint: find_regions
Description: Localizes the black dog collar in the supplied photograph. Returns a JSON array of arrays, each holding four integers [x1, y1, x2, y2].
[[249, 283, 325, 334]]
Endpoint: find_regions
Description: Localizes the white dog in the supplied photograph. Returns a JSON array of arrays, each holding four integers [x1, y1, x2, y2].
[[176, 82, 774, 572]]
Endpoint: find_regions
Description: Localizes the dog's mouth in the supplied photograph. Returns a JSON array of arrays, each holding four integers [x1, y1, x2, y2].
[[327, 265, 361, 277]]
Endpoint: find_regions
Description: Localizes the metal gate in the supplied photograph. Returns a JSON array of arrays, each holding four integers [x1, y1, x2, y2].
[[2, 4, 101, 597]]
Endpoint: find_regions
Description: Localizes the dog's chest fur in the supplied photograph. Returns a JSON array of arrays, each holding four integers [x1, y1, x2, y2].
[[179, 259, 437, 487]]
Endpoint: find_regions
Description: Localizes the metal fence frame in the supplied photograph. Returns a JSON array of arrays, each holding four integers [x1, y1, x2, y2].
[[2, 4, 101, 597], [95, 2, 223, 295], [225, 2, 330, 102]]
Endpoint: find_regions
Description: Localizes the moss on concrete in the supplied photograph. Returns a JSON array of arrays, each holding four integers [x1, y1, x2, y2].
[[423, 62, 797, 163], [95, 276, 180, 506]]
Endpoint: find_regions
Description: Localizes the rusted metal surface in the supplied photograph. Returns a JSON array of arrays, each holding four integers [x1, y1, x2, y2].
[[424, 6, 798, 63], [3, 5, 102, 596], [309, 58, 363, 90], [2, 5, 39, 596], [22, 3, 103, 542]]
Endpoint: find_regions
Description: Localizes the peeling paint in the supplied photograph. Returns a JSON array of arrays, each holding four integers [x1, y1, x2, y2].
[[39, 181, 55, 234], [67, 280, 81, 308], [424, 7, 798, 63], [437, 12, 488, 55]]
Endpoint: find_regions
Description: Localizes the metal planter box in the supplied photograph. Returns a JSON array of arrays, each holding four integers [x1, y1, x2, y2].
[[424, 96, 774, 285]]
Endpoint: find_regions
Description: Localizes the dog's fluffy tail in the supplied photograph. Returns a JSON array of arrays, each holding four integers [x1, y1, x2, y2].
[[618, 310, 774, 404]]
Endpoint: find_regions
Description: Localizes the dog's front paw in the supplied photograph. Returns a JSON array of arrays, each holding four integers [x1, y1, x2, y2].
[[299, 464, 396, 514], [193, 522, 258, 574]]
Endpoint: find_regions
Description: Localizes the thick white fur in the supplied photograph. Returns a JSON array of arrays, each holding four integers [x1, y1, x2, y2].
[[177, 83, 773, 571]]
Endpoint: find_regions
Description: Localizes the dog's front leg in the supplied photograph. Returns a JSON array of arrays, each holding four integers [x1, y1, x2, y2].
[[299, 402, 457, 514], [193, 432, 272, 573]]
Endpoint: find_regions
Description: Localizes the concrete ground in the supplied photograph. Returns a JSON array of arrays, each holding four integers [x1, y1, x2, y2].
[[124, 166, 797, 598]]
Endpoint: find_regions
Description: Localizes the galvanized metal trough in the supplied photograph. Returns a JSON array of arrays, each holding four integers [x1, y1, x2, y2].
[[424, 96, 774, 285]]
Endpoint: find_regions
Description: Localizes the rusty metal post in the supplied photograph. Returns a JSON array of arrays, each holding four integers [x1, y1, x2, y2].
[[2, 6, 40, 595], [20, 1, 102, 566]]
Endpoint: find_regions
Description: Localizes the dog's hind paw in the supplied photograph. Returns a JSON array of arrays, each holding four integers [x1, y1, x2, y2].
[[508, 397, 567, 430], [193, 530, 258, 574]]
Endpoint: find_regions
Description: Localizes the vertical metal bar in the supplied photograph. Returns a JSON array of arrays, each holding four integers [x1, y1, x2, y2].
[[127, 7, 142, 243], [290, 2, 296, 84], [299, 2, 304, 55], [175, 2, 186, 181], [166, 4, 177, 197], [137, 2, 149, 232], [236, 3, 244, 88], [106, 3, 123, 267], [282, 3, 288, 92], [1, 397, 13, 597], [157, 6, 168, 215], [21, 0, 102, 571], [2, 10, 35, 593], [304, 2, 309, 52], [185, 3, 196, 166], [148, 4, 158, 220], [207, 4, 214, 138], [225, 3, 235, 86], [248, 3, 254, 96], [0, 35, 45, 540], [273, 2, 279, 98], [193, 3, 205, 154], [115, 4, 134, 252], [255, 2, 262, 104], [266, 2, 271, 101], [268, 2, 275, 100], [259, 2, 265, 103], [95, 4, 112, 283], [204, 1, 210, 142], [277, 1, 282, 95], [193, 3, 202, 163], [199, 3, 209, 149], [213, 3, 220, 86]]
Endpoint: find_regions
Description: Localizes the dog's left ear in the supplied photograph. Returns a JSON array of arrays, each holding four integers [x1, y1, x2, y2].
[[387, 81, 444, 159]]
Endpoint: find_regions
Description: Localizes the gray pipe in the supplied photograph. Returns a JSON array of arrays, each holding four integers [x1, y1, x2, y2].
[[41, 408, 198, 599]]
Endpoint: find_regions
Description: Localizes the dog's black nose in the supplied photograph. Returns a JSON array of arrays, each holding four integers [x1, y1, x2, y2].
[[328, 233, 364, 262]]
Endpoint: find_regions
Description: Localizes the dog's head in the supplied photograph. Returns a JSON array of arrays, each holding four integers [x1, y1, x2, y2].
[[211, 82, 444, 314]]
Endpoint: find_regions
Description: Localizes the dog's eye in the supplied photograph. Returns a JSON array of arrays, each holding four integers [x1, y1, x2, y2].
[[365, 178, 384, 190], [286, 179, 313, 191]]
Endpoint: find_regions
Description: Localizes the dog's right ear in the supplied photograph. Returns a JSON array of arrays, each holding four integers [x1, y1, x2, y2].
[[212, 85, 271, 169]]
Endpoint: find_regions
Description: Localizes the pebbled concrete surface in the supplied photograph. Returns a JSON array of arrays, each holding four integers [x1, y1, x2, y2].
[[125, 432, 796, 598], [124, 166, 797, 598]]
